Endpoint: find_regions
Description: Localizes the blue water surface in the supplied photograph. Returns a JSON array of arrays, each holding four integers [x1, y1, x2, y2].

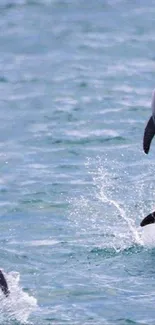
[[1, 0, 155, 324]]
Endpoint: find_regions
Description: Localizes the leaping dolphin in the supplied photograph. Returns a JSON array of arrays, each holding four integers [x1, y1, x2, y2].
[[0, 270, 9, 297], [140, 90, 155, 227], [143, 89, 155, 154]]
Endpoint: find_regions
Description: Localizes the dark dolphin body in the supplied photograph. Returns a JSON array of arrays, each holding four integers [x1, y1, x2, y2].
[[143, 90, 155, 154], [140, 211, 155, 227], [140, 90, 155, 227], [0, 270, 9, 297], [143, 116, 155, 154]]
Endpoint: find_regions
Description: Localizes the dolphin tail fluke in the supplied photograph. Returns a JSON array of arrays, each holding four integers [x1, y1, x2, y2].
[[143, 116, 155, 154], [0, 270, 9, 297], [140, 211, 155, 227]]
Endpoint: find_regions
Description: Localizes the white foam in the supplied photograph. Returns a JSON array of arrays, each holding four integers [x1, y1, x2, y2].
[[27, 239, 59, 247], [9, 239, 59, 247], [0, 271, 37, 323]]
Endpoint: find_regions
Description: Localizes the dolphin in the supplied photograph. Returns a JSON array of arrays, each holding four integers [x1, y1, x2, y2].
[[143, 89, 155, 154], [0, 270, 9, 297], [140, 90, 155, 227], [140, 211, 155, 227]]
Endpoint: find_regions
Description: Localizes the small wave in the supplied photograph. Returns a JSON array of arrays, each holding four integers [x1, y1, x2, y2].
[[114, 318, 144, 325], [90, 244, 144, 257], [51, 135, 126, 146], [23, 239, 59, 247]]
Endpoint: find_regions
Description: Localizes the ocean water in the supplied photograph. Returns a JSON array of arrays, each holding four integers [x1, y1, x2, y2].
[[1, 0, 155, 324]]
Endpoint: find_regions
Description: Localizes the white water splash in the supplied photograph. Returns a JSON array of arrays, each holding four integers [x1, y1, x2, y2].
[[69, 156, 151, 250], [87, 157, 143, 246], [100, 195, 142, 245], [0, 271, 37, 324]]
